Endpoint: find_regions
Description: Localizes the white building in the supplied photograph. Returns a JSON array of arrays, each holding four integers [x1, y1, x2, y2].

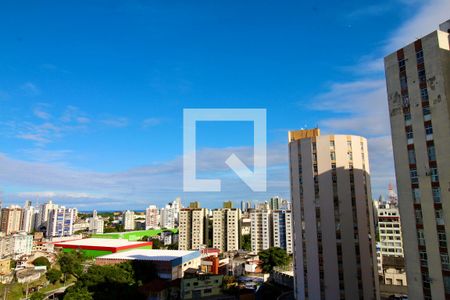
[[123, 210, 135, 231], [37, 201, 58, 230], [212, 207, 241, 252], [249, 208, 272, 253], [272, 210, 293, 254], [89, 210, 104, 234], [21, 206, 35, 233], [145, 205, 159, 229], [0, 233, 33, 259], [46, 207, 76, 237]]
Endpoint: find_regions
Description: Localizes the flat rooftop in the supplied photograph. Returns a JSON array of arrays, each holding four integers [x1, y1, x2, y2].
[[54, 238, 152, 251], [96, 249, 200, 266]]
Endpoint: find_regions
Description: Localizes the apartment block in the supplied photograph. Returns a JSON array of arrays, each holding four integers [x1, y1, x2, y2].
[[145, 205, 159, 229], [384, 19, 450, 299], [212, 206, 241, 252], [289, 129, 378, 299], [178, 204, 209, 250], [249, 208, 272, 253], [0, 206, 23, 235], [273, 210, 293, 254], [123, 210, 135, 231], [47, 207, 76, 237]]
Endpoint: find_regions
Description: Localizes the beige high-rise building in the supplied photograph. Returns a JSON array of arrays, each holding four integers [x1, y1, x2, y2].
[[0, 206, 23, 235], [384, 20, 450, 300], [212, 206, 241, 252], [178, 203, 209, 250], [289, 129, 378, 300], [249, 207, 272, 253]]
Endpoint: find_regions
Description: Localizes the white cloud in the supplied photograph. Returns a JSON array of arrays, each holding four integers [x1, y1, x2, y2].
[[100, 117, 129, 128], [20, 82, 40, 96]]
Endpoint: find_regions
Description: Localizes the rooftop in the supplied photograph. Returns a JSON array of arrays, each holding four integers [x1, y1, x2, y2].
[[54, 238, 152, 251], [96, 249, 200, 266]]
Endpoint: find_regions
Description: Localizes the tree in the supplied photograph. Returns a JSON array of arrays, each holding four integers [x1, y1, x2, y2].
[[167, 243, 178, 250], [241, 234, 251, 251], [32, 257, 51, 269], [46, 268, 62, 284], [258, 247, 290, 273], [150, 238, 162, 249], [59, 252, 84, 279], [30, 292, 45, 300], [64, 287, 93, 300]]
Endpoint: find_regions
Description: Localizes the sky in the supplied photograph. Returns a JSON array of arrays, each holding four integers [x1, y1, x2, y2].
[[0, 0, 449, 210]]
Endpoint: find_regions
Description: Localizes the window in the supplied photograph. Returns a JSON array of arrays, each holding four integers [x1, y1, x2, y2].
[[408, 149, 416, 164], [410, 169, 418, 184], [416, 50, 424, 64], [402, 95, 410, 107], [330, 152, 336, 161], [415, 209, 423, 225], [438, 231, 447, 248], [400, 76, 408, 89], [418, 69, 426, 83], [436, 209, 444, 225], [420, 250, 428, 267], [423, 106, 431, 117], [427, 144, 436, 161], [430, 167, 439, 182], [406, 127, 413, 139], [404, 113, 411, 123], [425, 124, 433, 135], [432, 188, 441, 203], [398, 59, 406, 69], [347, 152, 353, 160], [420, 88, 429, 100], [413, 188, 421, 203], [417, 230, 425, 246]]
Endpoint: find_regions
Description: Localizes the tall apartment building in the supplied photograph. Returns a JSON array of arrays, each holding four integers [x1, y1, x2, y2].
[[21, 205, 35, 233], [89, 210, 104, 234], [212, 205, 241, 252], [178, 204, 209, 250], [37, 201, 58, 230], [145, 205, 159, 229], [273, 210, 293, 254], [384, 20, 450, 299], [123, 210, 135, 231], [249, 207, 272, 253], [160, 205, 176, 229], [0, 206, 23, 235], [46, 207, 75, 237], [289, 129, 378, 299]]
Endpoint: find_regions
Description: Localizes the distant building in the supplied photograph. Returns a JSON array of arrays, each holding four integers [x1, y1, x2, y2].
[[46, 207, 76, 237], [37, 201, 58, 230], [0, 233, 33, 259], [178, 203, 209, 250], [21, 205, 35, 233], [241, 200, 252, 212], [385, 19, 450, 299], [0, 206, 23, 235], [212, 205, 241, 252], [89, 210, 104, 234], [249, 207, 272, 253], [181, 269, 223, 299], [269, 196, 283, 210], [272, 210, 293, 254], [145, 205, 159, 229], [123, 210, 135, 231]]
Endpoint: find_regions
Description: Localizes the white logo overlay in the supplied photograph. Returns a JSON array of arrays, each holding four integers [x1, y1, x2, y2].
[[183, 108, 267, 192]]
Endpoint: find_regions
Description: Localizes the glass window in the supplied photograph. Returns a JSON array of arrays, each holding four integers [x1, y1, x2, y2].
[[420, 88, 429, 100], [438, 231, 447, 248], [425, 124, 433, 135], [400, 76, 408, 89], [416, 50, 424, 64], [406, 127, 413, 139], [427, 144, 436, 161], [430, 167, 439, 182], [432, 188, 441, 203], [413, 188, 421, 203], [420, 251, 428, 267], [442, 254, 450, 271], [410, 169, 418, 184], [418, 70, 426, 83], [415, 209, 423, 225], [417, 229, 425, 246], [404, 113, 411, 122], [408, 149, 416, 164], [423, 106, 431, 116]]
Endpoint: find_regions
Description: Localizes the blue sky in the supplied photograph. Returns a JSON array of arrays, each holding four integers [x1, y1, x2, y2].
[[0, 0, 449, 210]]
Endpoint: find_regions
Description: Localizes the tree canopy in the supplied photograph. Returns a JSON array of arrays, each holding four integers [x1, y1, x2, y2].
[[258, 247, 290, 273], [46, 268, 62, 284], [32, 257, 51, 269], [58, 251, 84, 279], [64, 287, 93, 300]]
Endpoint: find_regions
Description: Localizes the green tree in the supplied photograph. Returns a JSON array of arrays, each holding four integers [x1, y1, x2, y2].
[[167, 243, 178, 250], [150, 238, 162, 249], [59, 252, 84, 279], [32, 257, 51, 269], [258, 247, 290, 273], [64, 287, 93, 300], [46, 268, 62, 284], [241, 234, 251, 251], [30, 292, 45, 300]]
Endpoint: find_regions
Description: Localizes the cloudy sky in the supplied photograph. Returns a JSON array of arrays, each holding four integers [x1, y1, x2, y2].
[[0, 0, 449, 210]]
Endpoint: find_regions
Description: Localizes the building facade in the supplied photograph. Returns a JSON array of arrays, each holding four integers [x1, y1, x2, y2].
[[212, 207, 241, 252], [178, 205, 209, 250], [384, 20, 450, 299], [249, 207, 272, 253], [123, 210, 135, 231], [273, 210, 293, 254], [46, 207, 75, 237], [89, 210, 104, 234], [0, 206, 23, 235], [145, 205, 159, 229], [289, 129, 379, 299]]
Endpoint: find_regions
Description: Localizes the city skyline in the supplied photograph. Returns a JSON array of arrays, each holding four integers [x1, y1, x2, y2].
[[1, 1, 449, 210]]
